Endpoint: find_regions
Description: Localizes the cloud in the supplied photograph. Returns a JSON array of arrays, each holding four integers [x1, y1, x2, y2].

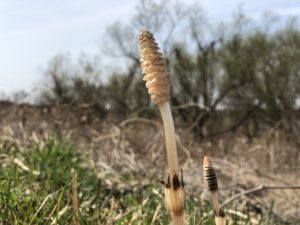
[[271, 7, 300, 17]]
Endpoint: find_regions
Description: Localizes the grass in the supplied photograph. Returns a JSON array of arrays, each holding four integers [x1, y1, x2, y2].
[[0, 137, 291, 224]]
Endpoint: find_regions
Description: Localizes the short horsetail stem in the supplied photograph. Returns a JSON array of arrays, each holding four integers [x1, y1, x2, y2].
[[139, 30, 184, 225], [203, 156, 225, 225]]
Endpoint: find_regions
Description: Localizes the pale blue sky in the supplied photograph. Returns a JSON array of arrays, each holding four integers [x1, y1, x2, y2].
[[0, 0, 300, 94]]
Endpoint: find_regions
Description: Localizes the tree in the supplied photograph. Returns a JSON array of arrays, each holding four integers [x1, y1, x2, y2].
[[38, 0, 300, 137], [219, 23, 300, 134], [39, 54, 107, 115]]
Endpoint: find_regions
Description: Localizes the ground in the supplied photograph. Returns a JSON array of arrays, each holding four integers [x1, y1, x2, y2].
[[0, 101, 299, 224]]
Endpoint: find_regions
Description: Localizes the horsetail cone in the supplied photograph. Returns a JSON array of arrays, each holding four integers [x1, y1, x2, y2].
[[203, 156, 218, 192], [139, 31, 170, 105], [139, 30, 179, 173]]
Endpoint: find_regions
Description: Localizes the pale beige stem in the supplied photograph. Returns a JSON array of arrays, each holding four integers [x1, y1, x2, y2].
[[211, 191, 225, 225], [159, 101, 179, 173], [160, 102, 184, 225], [139, 30, 184, 225], [172, 215, 184, 225], [164, 180, 185, 225], [211, 191, 221, 215], [215, 216, 225, 225]]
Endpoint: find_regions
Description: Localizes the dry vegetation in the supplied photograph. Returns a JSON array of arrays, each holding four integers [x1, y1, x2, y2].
[[0, 101, 299, 224]]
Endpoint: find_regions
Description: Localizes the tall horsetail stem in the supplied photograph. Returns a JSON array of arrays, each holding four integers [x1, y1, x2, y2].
[[139, 30, 185, 225]]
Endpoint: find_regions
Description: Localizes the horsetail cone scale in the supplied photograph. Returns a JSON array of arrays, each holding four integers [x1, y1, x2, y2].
[[139, 31, 170, 105]]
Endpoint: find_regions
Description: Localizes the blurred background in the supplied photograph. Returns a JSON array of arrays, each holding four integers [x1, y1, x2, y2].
[[1, 0, 299, 137], [0, 0, 300, 223], [1, 0, 300, 132]]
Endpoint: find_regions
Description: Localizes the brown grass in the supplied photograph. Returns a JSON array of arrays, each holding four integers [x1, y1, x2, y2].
[[0, 101, 299, 221]]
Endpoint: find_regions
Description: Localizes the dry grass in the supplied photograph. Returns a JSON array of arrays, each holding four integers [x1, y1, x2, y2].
[[0, 101, 299, 224]]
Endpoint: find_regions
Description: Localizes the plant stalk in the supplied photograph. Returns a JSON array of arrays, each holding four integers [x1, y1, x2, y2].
[[159, 101, 179, 174], [139, 30, 184, 225], [203, 156, 225, 225], [211, 191, 225, 225]]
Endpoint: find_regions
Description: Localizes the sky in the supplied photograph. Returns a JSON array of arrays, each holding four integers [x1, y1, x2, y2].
[[0, 0, 300, 95]]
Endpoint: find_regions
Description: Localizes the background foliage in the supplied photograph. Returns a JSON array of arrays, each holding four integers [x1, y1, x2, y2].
[[38, 0, 300, 139]]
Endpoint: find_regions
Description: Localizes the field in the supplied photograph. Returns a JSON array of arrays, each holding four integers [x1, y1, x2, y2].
[[0, 102, 299, 224]]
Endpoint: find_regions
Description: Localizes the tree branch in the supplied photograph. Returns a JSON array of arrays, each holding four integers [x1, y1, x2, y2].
[[222, 184, 300, 207], [212, 82, 245, 110]]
